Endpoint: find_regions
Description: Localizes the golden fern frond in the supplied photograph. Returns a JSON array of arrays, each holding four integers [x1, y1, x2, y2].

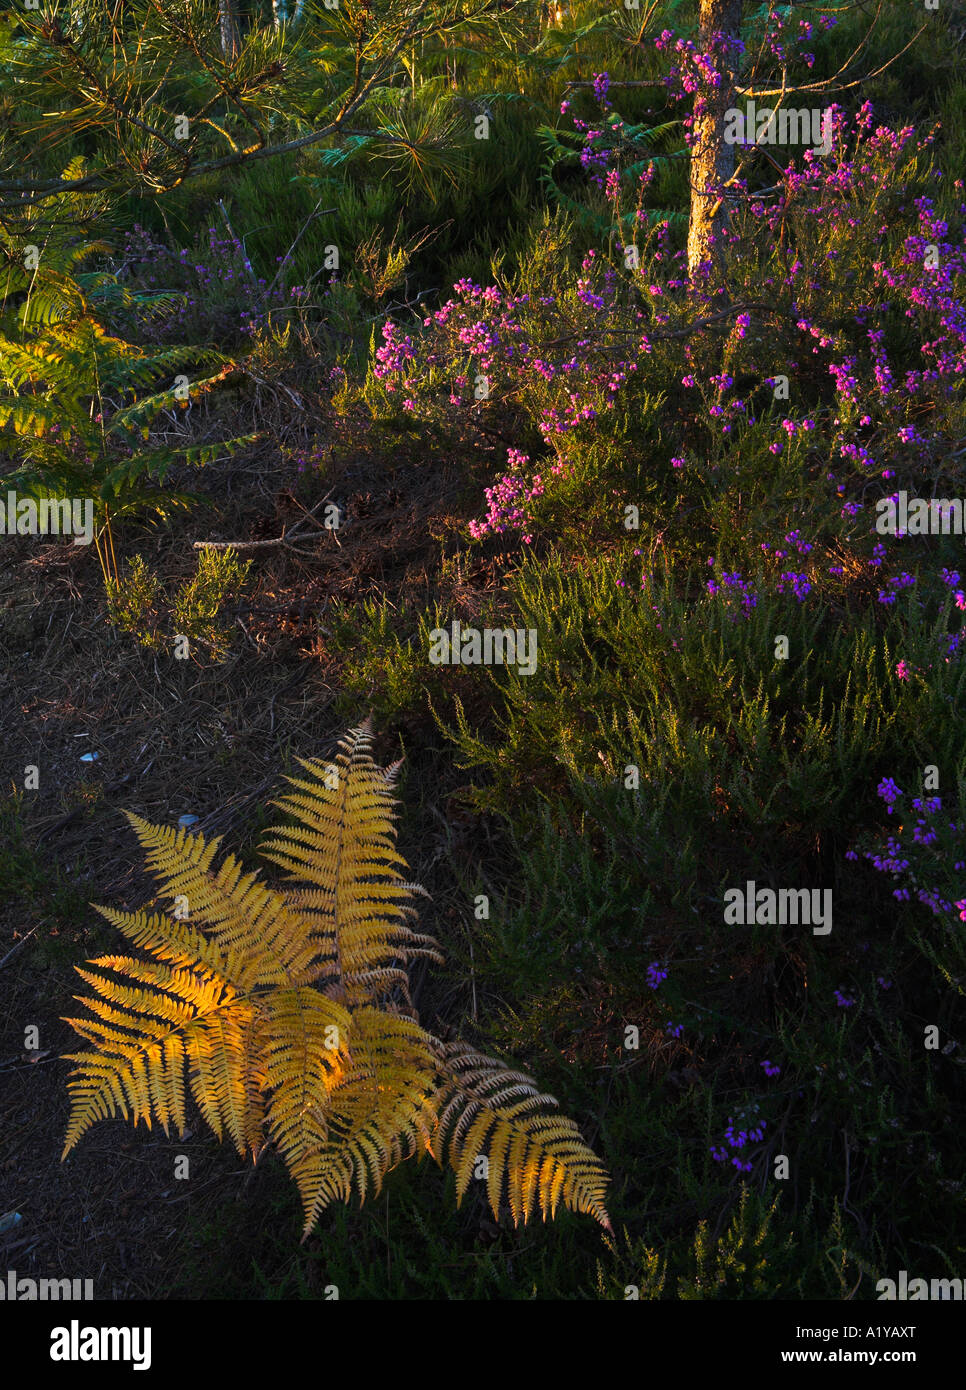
[[281, 885, 442, 973], [287, 1006, 439, 1234], [261, 986, 352, 1166], [287, 1148, 358, 1237], [284, 1005, 438, 1239], [91, 904, 242, 983], [430, 1041, 612, 1233], [61, 951, 261, 1159], [260, 718, 441, 1006], [273, 887, 337, 975], [185, 1005, 267, 1156], [290, 1122, 429, 1244], [325, 1006, 439, 1149], [121, 812, 324, 988], [63, 720, 611, 1243], [62, 819, 335, 1161]]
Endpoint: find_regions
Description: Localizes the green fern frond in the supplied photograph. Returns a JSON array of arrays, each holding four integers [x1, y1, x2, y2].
[[0, 241, 246, 572]]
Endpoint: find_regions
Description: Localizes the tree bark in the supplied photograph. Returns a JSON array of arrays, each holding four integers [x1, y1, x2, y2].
[[218, 0, 241, 60], [273, 0, 305, 27], [686, 0, 743, 286]]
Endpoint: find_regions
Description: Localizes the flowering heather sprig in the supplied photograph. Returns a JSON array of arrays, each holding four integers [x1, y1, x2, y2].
[[878, 572, 917, 605], [466, 449, 570, 541], [706, 567, 758, 616], [776, 571, 813, 601], [592, 72, 611, 109], [850, 783, 966, 922], [710, 1112, 767, 1172], [371, 96, 966, 557], [878, 778, 903, 810], [374, 322, 416, 377], [117, 223, 325, 341]]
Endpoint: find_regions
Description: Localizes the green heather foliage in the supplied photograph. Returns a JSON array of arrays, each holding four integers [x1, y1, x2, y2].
[[171, 547, 253, 660], [107, 547, 253, 658], [439, 551, 966, 878]]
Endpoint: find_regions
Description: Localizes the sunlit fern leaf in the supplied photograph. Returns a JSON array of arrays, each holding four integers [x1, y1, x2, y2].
[[431, 1040, 612, 1232], [0, 397, 62, 438], [63, 720, 611, 1242], [287, 1005, 439, 1239], [120, 813, 323, 988], [62, 953, 264, 1157], [260, 718, 443, 1008], [0, 241, 244, 541], [261, 985, 353, 1164], [291, 1107, 436, 1243]]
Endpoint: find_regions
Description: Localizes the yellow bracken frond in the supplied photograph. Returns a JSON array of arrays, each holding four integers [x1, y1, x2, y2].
[[61, 719, 611, 1241], [259, 718, 443, 1009], [431, 1041, 612, 1233]]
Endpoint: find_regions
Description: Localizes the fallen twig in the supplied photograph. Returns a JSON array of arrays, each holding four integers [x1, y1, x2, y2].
[[192, 489, 337, 554], [0, 925, 40, 972]]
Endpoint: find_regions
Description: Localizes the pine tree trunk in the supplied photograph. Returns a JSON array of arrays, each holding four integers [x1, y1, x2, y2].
[[218, 0, 241, 60], [686, 0, 743, 285]]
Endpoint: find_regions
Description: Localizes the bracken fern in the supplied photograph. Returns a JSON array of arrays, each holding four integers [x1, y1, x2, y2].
[[61, 718, 611, 1240]]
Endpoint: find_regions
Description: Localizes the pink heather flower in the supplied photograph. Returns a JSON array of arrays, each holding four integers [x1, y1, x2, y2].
[[896, 659, 911, 681]]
